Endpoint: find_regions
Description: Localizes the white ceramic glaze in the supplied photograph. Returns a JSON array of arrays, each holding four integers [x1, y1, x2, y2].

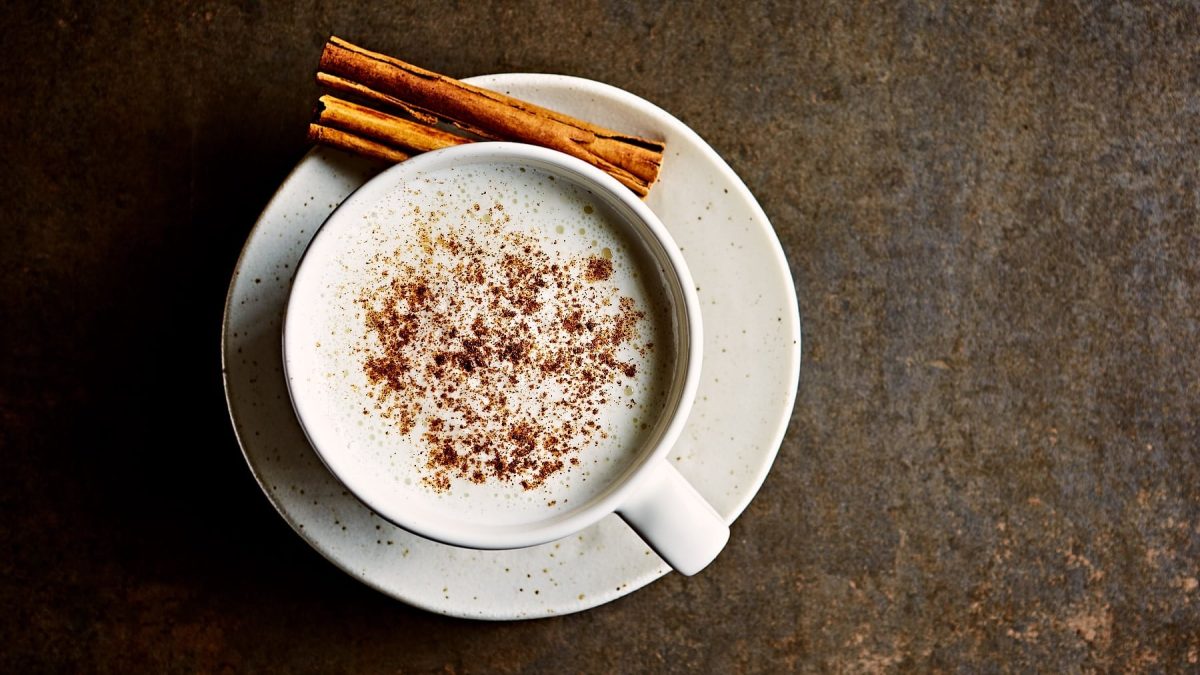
[[282, 142, 727, 573], [223, 74, 801, 619]]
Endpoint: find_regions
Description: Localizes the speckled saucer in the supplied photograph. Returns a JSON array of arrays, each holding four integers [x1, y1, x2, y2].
[[222, 74, 801, 620]]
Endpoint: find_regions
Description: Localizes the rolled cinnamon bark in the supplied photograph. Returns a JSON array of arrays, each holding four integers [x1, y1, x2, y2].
[[317, 36, 664, 197]]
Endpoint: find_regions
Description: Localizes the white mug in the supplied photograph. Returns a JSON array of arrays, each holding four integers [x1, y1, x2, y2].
[[283, 142, 728, 575]]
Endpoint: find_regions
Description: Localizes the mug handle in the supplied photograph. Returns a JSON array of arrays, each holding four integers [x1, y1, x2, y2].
[[616, 460, 730, 576]]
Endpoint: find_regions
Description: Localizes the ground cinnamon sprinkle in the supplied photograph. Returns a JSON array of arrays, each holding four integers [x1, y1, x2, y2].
[[355, 196, 649, 492], [585, 256, 613, 282]]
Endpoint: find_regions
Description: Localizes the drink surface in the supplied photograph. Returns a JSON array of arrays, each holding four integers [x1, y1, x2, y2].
[[292, 162, 676, 527]]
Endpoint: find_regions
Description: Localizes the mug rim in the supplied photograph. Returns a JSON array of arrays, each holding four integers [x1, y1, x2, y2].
[[282, 142, 703, 550]]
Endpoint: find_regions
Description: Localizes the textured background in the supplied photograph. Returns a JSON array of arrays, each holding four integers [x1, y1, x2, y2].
[[3, 1, 1199, 672]]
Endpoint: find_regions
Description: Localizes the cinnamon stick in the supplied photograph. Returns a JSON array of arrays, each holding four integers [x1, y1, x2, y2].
[[318, 36, 664, 197], [315, 95, 470, 154], [307, 123, 410, 163]]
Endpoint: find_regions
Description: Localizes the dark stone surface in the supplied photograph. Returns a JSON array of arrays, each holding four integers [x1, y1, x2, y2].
[[2, 1, 1198, 671]]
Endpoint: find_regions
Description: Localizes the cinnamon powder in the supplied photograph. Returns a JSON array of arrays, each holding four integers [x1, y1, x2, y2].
[[355, 198, 649, 493]]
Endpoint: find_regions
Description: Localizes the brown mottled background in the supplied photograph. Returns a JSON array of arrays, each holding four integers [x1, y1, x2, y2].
[[3, 1, 1199, 672]]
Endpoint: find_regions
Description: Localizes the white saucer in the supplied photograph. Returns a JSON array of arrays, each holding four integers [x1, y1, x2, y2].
[[222, 74, 801, 620]]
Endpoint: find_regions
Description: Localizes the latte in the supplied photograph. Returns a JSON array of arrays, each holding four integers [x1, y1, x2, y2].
[[287, 161, 677, 527]]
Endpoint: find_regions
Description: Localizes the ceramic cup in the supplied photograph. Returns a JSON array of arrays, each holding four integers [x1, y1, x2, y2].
[[283, 142, 728, 575]]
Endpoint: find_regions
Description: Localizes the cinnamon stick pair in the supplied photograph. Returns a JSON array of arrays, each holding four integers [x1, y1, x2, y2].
[[307, 37, 664, 198]]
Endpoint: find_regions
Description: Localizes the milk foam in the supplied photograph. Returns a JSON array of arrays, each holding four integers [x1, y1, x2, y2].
[[292, 162, 677, 527]]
